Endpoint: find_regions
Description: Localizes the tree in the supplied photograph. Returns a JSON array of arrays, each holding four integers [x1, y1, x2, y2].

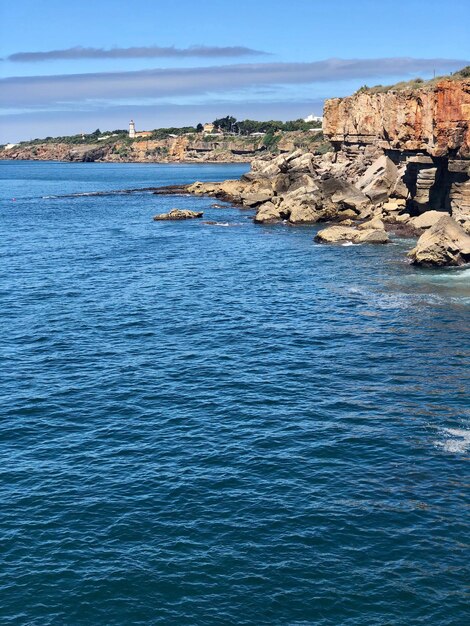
[[213, 116, 237, 132], [196, 123, 204, 132]]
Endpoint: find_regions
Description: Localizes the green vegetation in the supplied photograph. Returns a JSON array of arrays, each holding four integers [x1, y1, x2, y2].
[[262, 131, 280, 149], [456, 65, 470, 78], [210, 115, 321, 136], [12, 117, 325, 154], [19, 129, 128, 146], [353, 64, 470, 96], [149, 126, 198, 139]]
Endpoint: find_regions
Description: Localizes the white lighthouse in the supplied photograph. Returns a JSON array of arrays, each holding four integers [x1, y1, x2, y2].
[[129, 120, 135, 138]]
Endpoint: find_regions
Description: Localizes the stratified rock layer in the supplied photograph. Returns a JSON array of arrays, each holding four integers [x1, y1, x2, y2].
[[324, 79, 470, 158], [323, 78, 470, 231]]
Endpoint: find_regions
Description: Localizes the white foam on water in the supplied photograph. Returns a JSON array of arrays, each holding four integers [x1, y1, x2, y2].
[[435, 427, 470, 454], [341, 242, 359, 247]]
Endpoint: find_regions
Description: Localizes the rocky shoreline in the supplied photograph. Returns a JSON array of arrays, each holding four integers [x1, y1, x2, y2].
[[156, 77, 470, 268], [1, 130, 323, 164]]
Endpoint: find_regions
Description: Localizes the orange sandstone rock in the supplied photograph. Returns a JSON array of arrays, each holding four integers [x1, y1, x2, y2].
[[324, 79, 470, 158]]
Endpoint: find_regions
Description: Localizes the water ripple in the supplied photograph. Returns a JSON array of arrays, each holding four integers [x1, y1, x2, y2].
[[0, 161, 469, 625]]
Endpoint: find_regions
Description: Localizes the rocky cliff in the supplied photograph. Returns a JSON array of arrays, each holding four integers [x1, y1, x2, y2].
[[174, 76, 470, 266], [324, 79, 470, 158], [323, 78, 470, 222]]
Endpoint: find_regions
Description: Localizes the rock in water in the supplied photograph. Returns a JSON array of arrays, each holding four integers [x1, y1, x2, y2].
[[253, 202, 287, 224], [153, 209, 203, 221], [288, 204, 320, 224], [408, 215, 470, 266], [314, 225, 389, 244]]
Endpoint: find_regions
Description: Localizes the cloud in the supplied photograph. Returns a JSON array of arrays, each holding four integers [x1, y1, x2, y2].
[[6, 45, 269, 62], [0, 57, 467, 110]]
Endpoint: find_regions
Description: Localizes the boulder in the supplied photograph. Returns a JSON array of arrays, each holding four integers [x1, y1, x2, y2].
[[315, 225, 389, 244], [322, 176, 371, 212], [254, 202, 287, 224], [288, 204, 320, 224], [153, 209, 203, 221], [382, 198, 407, 213], [337, 209, 357, 221], [408, 215, 470, 266], [287, 173, 318, 193], [395, 213, 411, 223], [410, 210, 449, 230], [187, 179, 246, 201], [289, 153, 316, 174], [357, 229, 389, 244], [271, 173, 290, 194], [391, 165, 408, 199], [315, 225, 358, 243], [357, 217, 385, 231], [356, 155, 399, 204], [241, 192, 273, 207]]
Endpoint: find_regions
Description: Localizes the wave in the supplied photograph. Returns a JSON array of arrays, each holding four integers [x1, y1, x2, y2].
[[42, 187, 161, 199], [435, 427, 470, 454]]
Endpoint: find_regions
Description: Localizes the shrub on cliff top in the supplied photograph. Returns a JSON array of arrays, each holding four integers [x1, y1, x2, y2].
[[456, 65, 470, 78]]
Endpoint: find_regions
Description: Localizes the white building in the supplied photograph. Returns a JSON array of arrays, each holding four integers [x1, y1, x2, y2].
[[304, 114, 323, 123], [129, 120, 136, 138]]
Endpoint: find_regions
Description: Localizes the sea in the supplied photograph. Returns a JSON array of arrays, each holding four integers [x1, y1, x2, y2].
[[1, 160, 469, 626]]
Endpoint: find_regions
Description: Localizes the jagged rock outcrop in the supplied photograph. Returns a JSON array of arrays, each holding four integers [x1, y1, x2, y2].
[[356, 156, 398, 204], [323, 77, 470, 229], [148, 74, 470, 266], [408, 215, 470, 266]]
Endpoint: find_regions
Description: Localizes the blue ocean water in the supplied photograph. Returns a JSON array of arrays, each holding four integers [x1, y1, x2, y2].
[[0, 160, 469, 626]]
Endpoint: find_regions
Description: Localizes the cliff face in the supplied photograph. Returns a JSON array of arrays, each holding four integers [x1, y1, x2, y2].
[[324, 79, 470, 158], [323, 79, 470, 222]]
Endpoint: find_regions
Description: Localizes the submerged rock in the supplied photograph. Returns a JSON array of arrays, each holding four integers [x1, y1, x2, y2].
[[408, 215, 470, 266], [153, 209, 203, 221]]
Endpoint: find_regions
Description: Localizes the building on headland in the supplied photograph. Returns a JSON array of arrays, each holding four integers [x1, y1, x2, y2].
[[203, 123, 215, 134], [304, 114, 323, 123], [128, 120, 153, 139]]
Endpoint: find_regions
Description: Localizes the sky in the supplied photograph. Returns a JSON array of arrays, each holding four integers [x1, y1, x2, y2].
[[1, 0, 469, 143]]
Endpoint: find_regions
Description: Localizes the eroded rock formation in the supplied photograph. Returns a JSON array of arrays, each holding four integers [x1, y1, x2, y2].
[[323, 78, 470, 232], [176, 75, 470, 265], [323, 79, 470, 158], [408, 215, 470, 266]]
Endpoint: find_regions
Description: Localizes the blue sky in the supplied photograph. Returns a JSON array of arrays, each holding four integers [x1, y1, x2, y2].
[[1, 0, 469, 142]]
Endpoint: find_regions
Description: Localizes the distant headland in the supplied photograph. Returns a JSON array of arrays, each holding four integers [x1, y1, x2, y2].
[[0, 116, 326, 164]]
